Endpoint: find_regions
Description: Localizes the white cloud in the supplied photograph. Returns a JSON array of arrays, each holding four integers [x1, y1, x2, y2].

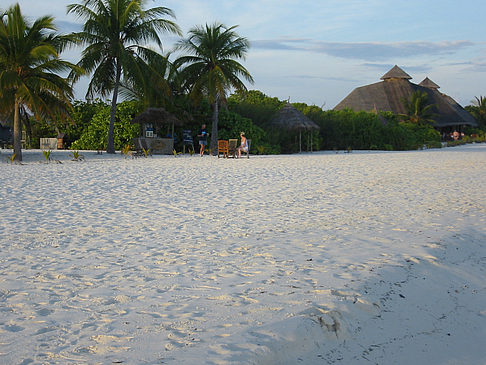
[[251, 39, 474, 61]]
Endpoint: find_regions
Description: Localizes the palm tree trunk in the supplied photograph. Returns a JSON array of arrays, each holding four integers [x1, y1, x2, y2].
[[107, 61, 121, 154], [13, 98, 22, 161], [210, 100, 219, 155]]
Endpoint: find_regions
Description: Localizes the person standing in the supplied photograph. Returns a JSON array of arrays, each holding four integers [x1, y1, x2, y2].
[[198, 124, 208, 156]]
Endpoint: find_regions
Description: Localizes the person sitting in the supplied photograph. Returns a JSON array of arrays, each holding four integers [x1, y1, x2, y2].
[[236, 132, 248, 158]]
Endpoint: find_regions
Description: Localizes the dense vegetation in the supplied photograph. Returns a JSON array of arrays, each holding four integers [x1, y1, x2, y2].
[[1, 2, 485, 159]]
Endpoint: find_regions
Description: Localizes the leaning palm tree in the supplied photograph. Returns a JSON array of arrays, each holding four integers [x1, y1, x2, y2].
[[67, 0, 181, 153], [0, 3, 81, 161], [175, 23, 254, 153], [400, 90, 436, 125]]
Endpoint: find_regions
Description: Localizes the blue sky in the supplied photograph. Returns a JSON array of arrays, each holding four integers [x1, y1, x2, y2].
[[10, 0, 486, 108]]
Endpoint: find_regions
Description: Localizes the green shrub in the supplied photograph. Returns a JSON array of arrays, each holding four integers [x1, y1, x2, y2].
[[71, 100, 142, 151]]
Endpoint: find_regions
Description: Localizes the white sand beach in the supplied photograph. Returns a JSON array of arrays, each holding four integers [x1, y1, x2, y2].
[[1, 144, 485, 364]]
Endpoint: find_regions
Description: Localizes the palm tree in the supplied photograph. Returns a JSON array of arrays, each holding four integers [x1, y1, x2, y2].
[[400, 90, 436, 125], [0, 3, 81, 161], [120, 52, 177, 108], [67, 0, 181, 153], [468, 96, 486, 128], [175, 23, 254, 153]]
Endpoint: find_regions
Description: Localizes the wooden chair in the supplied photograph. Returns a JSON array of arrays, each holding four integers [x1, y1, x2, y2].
[[228, 139, 238, 158], [217, 139, 229, 158]]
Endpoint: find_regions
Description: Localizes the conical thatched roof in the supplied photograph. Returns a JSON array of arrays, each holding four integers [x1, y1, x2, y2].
[[380, 65, 412, 80], [419, 77, 440, 89], [334, 66, 477, 128], [131, 107, 183, 127], [270, 103, 320, 131]]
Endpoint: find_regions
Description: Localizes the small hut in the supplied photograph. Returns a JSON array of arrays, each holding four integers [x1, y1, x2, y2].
[[131, 107, 184, 154], [270, 103, 320, 152]]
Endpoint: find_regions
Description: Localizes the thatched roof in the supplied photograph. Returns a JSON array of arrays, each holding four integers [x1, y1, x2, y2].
[[381, 65, 412, 80], [334, 66, 477, 128], [131, 107, 183, 127], [270, 103, 320, 131], [419, 77, 440, 89]]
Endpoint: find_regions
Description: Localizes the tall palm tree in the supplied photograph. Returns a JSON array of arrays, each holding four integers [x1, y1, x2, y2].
[[67, 0, 181, 153], [400, 90, 436, 125], [175, 23, 254, 153], [0, 3, 81, 161]]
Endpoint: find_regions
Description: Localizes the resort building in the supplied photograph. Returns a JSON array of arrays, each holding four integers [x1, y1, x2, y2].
[[334, 65, 477, 132]]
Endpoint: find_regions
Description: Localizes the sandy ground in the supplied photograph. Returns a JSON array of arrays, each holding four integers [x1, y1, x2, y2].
[[0, 144, 485, 365]]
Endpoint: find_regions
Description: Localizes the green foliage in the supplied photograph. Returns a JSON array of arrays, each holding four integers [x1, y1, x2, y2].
[[68, 0, 181, 153], [175, 23, 254, 149], [399, 90, 437, 125], [60, 100, 107, 148], [465, 96, 486, 130], [121, 144, 132, 158], [217, 109, 267, 154], [69, 150, 85, 161], [0, 3, 82, 161], [42, 150, 51, 163], [307, 108, 440, 151], [71, 100, 141, 151], [7, 153, 16, 164], [228, 90, 284, 127], [29, 118, 57, 149]]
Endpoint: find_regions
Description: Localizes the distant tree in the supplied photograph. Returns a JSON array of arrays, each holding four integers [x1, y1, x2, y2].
[[67, 0, 181, 153], [228, 90, 283, 127], [400, 90, 436, 125], [175, 23, 254, 153], [0, 3, 81, 161]]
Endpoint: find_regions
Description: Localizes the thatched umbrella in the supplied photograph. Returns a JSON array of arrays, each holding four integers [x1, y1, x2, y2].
[[131, 107, 184, 138], [270, 103, 320, 152]]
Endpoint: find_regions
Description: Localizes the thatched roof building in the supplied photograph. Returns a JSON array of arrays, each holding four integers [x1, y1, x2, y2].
[[334, 65, 477, 129]]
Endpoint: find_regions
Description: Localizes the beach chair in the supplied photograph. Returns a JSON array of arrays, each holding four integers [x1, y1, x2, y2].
[[182, 129, 194, 154], [228, 139, 238, 158], [217, 140, 229, 158]]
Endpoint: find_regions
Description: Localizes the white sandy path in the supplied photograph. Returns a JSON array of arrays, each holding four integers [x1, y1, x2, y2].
[[0, 145, 485, 364]]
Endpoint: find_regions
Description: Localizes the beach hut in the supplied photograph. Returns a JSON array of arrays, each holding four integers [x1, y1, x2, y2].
[[270, 103, 320, 153], [334, 65, 477, 132], [132, 107, 183, 137], [131, 107, 184, 154]]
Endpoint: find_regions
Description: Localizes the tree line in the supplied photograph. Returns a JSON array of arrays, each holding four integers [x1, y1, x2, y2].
[[2, 2, 485, 160], [1, 1, 252, 161]]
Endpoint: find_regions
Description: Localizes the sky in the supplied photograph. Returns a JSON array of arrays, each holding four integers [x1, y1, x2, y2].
[[9, 0, 486, 109]]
